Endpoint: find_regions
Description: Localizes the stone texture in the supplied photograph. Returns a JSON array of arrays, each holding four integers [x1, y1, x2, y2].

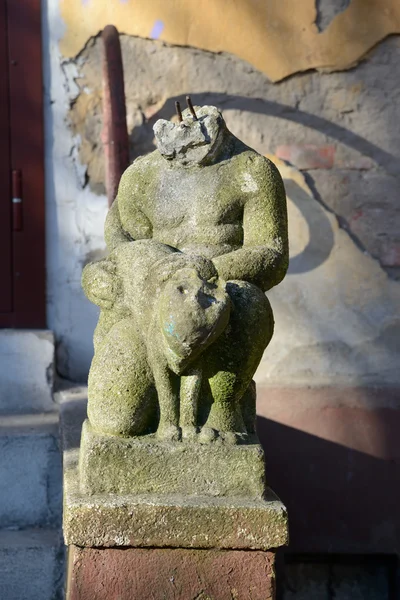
[[64, 449, 287, 550], [79, 419, 265, 497], [67, 545, 276, 600], [0, 413, 61, 528], [0, 330, 55, 413], [75, 106, 289, 576], [0, 529, 64, 600], [82, 105, 287, 443]]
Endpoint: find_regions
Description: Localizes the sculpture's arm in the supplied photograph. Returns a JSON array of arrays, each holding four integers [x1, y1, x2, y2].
[[85, 161, 154, 306], [104, 162, 153, 252], [104, 199, 131, 251], [212, 157, 288, 292]]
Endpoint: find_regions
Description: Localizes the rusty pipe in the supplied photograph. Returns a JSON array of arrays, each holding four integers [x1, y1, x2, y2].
[[101, 25, 130, 207]]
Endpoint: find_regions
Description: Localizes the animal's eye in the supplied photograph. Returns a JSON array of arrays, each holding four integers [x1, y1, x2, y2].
[[177, 286, 188, 294]]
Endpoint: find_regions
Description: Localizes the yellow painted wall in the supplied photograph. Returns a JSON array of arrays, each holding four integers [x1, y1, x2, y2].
[[60, 0, 400, 81]]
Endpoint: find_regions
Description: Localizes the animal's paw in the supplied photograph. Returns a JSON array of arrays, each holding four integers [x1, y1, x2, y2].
[[156, 423, 181, 442], [198, 426, 219, 444], [220, 431, 249, 445], [181, 425, 199, 442], [198, 428, 249, 445]]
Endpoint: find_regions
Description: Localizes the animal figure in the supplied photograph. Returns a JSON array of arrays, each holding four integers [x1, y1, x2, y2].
[[83, 240, 233, 441]]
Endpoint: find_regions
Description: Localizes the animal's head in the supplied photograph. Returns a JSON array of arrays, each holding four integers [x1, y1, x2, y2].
[[158, 267, 230, 374]]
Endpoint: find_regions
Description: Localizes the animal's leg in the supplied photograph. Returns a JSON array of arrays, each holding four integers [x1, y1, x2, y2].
[[151, 359, 181, 441], [240, 380, 257, 435], [202, 281, 273, 443], [201, 370, 246, 443], [180, 366, 202, 440]]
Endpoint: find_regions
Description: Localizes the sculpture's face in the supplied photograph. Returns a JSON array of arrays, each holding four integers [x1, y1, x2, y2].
[[153, 105, 226, 167]]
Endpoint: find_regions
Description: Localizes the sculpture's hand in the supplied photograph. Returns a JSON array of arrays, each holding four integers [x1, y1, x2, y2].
[[151, 253, 218, 286], [82, 260, 119, 309]]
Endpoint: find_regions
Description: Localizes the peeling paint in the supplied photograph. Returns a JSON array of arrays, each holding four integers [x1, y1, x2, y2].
[[59, 0, 400, 81], [315, 0, 351, 33]]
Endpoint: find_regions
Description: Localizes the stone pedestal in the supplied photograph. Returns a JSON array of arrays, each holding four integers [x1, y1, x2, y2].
[[65, 101, 290, 599], [79, 419, 266, 498], [62, 392, 288, 600]]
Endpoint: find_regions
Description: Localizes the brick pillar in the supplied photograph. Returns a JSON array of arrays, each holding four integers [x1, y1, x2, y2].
[[67, 546, 277, 600]]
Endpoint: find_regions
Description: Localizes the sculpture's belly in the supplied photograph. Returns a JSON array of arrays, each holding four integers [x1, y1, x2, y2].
[[153, 223, 243, 257]]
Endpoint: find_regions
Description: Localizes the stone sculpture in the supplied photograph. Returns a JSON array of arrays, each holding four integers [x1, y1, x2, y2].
[[82, 100, 288, 448]]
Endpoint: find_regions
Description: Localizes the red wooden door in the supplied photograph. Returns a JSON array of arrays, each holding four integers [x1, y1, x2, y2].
[[0, 0, 12, 313], [0, 0, 45, 327]]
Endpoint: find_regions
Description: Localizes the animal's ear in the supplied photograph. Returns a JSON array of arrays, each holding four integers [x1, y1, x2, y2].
[[81, 259, 119, 310]]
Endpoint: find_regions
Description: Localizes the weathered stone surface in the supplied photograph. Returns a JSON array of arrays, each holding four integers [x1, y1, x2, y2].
[[67, 545, 276, 600], [81, 105, 287, 447], [79, 419, 265, 497], [64, 450, 287, 550]]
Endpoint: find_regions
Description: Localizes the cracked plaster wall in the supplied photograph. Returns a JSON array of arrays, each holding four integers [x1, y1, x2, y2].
[[59, 0, 400, 82], [43, 1, 400, 385]]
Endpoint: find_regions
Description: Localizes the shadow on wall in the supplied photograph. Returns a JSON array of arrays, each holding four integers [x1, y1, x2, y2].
[[257, 410, 400, 556], [133, 93, 400, 177]]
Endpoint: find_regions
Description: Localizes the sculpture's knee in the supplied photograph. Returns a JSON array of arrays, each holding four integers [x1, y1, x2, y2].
[[226, 280, 274, 347], [88, 319, 156, 437]]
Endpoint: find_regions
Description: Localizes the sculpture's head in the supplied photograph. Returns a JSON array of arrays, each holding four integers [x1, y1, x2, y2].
[[153, 101, 227, 167], [158, 267, 231, 374]]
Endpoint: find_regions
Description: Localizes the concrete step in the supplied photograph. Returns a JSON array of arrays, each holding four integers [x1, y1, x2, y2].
[[0, 529, 64, 600], [0, 413, 62, 529], [0, 330, 55, 414]]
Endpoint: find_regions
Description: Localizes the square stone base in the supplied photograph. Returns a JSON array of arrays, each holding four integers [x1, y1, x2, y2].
[[64, 448, 288, 550], [67, 545, 276, 600], [79, 419, 266, 498]]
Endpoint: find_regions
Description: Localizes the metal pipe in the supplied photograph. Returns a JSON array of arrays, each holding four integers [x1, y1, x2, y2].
[[101, 25, 130, 207]]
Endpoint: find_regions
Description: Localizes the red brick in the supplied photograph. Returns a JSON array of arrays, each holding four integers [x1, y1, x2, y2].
[[276, 144, 335, 169], [67, 546, 276, 600], [380, 241, 400, 267]]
